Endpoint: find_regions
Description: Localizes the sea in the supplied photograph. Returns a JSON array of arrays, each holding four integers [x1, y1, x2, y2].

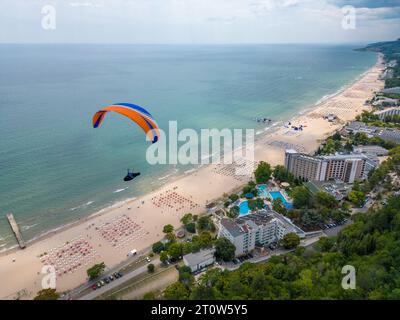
[[0, 44, 376, 250]]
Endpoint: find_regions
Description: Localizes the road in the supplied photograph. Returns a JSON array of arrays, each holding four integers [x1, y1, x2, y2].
[[79, 258, 160, 300], [61, 246, 152, 300]]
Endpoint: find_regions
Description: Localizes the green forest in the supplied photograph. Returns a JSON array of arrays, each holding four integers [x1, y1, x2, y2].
[[163, 194, 400, 300]]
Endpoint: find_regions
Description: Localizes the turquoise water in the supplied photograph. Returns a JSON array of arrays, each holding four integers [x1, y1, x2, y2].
[[0, 44, 376, 249], [257, 185, 268, 197], [269, 191, 293, 209], [239, 201, 250, 216]]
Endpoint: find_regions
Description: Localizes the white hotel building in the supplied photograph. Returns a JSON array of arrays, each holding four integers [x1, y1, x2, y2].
[[218, 210, 305, 257], [285, 150, 371, 183]]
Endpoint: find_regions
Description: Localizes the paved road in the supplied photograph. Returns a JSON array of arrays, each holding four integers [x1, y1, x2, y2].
[[61, 246, 153, 300], [79, 258, 160, 300]]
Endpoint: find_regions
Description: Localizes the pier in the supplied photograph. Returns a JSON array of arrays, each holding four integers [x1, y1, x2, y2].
[[6, 213, 26, 249]]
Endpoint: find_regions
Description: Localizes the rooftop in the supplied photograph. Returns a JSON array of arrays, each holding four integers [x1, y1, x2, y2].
[[183, 248, 215, 267]]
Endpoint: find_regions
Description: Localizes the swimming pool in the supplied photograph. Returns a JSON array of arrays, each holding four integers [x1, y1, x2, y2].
[[257, 185, 269, 197], [269, 191, 293, 209], [239, 200, 250, 216]]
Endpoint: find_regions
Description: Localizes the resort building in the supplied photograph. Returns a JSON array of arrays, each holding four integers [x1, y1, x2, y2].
[[218, 209, 305, 257], [344, 121, 379, 136], [353, 145, 389, 157], [373, 107, 400, 120], [284, 150, 371, 183], [378, 128, 400, 144], [183, 248, 216, 273]]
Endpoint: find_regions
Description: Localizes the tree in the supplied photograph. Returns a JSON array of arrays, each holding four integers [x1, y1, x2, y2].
[[143, 291, 156, 300], [33, 288, 60, 300], [280, 233, 300, 249], [227, 206, 239, 219], [180, 213, 193, 225], [348, 190, 366, 207], [167, 243, 184, 261], [292, 186, 311, 209], [272, 198, 287, 216], [197, 216, 215, 232], [229, 194, 239, 202], [178, 266, 194, 287], [185, 222, 196, 233], [273, 165, 293, 183], [215, 237, 236, 261], [147, 263, 155, 273], [314, 191, 338, 209], [163, 224, 174, 234], [166, 232, 176, 243], [164, 281, 190, 300], [152, 241, 165, 254], [160, 251, 169, 264], [248, 197, 264, 210], [199, 231, 213, 248], [87, 262, 105, 280], [254, 161, 272, 184], [332, 132, 342, 141]]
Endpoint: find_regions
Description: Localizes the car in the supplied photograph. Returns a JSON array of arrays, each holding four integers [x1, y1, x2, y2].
[[103, 278, 110, 284], [116, 272, 123, 278], [146, 257, 151, 263], [113, 272, 120, 279], [96, 282, 102, 288], [91, 284, 98, 290], [100, 280, 105, 286], [108, 275, 114, 281]]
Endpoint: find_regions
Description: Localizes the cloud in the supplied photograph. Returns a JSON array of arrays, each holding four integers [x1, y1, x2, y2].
[[69, 1, 103, 8], [329, 0, 400, 9], [249, 0, 300, 16], [356, 6, 400, 20]]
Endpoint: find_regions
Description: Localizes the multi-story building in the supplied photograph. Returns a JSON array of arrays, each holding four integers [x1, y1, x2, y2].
[[218, 209, 305, 257], [285, 150, 370, 183], [353, 145, 389, 156], [373, 107, 400, 120]]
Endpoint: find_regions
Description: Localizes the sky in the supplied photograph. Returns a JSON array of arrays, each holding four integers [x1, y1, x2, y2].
[[0, 0, 399, 44]]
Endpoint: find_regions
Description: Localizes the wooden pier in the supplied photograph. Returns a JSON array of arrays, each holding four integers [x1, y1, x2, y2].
[[6, 213, 26, 249]]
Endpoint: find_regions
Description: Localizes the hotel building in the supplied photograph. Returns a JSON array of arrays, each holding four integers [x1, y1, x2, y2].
[[218, 209, 305, 257], [285, 150, 370, 183]]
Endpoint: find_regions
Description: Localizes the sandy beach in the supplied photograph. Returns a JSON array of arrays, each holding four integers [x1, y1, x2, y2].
[[0, 55, 384, 300]]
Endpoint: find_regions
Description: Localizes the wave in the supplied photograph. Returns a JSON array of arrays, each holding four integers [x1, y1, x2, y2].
[[21, 223, 39, 231], [70, 200, 94, 211], [113, 187, 128, 193], [184, 168, 197, 174]]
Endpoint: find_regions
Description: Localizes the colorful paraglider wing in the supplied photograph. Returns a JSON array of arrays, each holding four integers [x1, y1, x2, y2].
[[92, 103, 160, 143]]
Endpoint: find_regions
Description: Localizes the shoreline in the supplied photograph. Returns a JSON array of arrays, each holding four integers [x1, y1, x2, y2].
[[0, 53, 378, 255], [0, 58, 375, 255], [0, 54, 384, 299]]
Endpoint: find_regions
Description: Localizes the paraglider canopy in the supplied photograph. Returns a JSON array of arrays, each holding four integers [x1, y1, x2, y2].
[[92, 102, 160, 143]]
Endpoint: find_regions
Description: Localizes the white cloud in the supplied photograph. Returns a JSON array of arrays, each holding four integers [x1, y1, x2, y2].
[[0, 0, 398, 43]]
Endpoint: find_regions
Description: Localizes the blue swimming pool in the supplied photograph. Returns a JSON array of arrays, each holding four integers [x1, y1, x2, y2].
[[269, 191, 293, 209], [239, 201, 250, 216], [257, 185, 269, 197]]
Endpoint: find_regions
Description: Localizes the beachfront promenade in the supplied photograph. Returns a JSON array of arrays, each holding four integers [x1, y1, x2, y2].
[[0, 57, 384, 300]]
